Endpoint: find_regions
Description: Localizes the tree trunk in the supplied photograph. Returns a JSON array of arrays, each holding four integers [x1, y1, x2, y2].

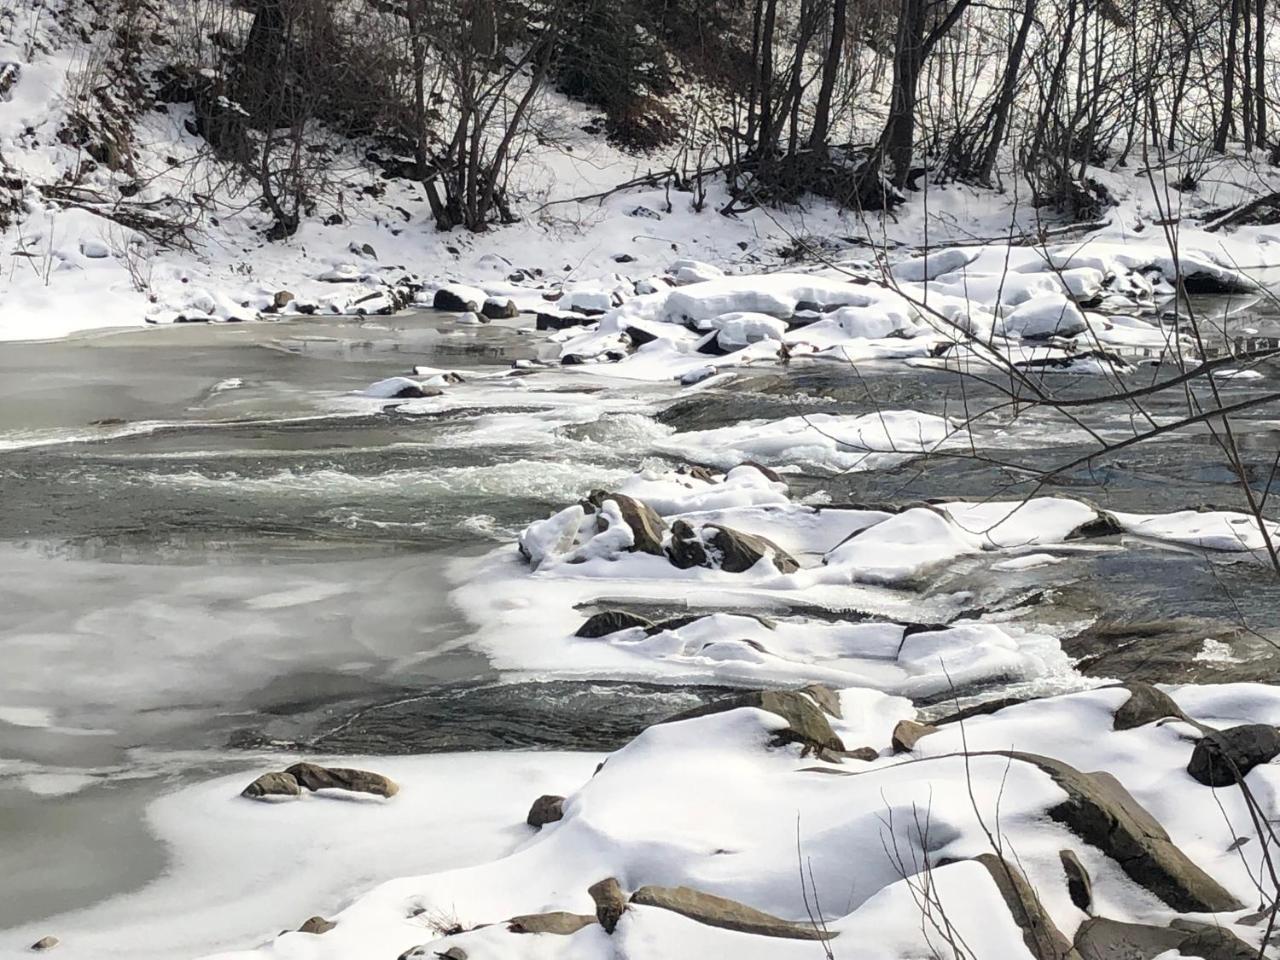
[[978, 0, 1037, 183], [808, 0, 847, 151], [1215, 0, 1242, 152]]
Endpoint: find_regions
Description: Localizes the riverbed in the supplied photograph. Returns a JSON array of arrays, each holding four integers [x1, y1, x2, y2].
[[3, 301, 1280, 955]]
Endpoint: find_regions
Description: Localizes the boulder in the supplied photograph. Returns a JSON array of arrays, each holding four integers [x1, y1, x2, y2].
[[241, 771, 301, 801], [30, 936, 59, 951], [297, 916, 336, 934], [284, 762, 399, 798], [433, 285, 485, 312], [583, 491, 667, 556], [663, 689, 844, 754], [624, 325, 659, 347], [706, 524, 799, 574], [1059, 849, 1093, 912], [666, 519, 709, 568], [738, 460, 784, 483], [629, 885, 833, 940], [996, 751, 1243, 912], [973, 854, 1079, 960], [575, 610, 654, 638], [482, 297, 518, 319], [1073, 918, 1184, 960], [1188, 724, 1280, 787], [891, 719, 937, 753], [588, 877, 626, 934], [1168, 919, 1259, 960], [801, 684, 842, 718], [526, 794, 564, 827], [273, 290, 295, 310], [1111, 682, 1191, 731], [664, 520, 798, 574], [506, 912, 596, 935]]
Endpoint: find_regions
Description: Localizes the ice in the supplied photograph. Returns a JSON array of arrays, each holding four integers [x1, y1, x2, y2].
[[654, 411, 955, 473]]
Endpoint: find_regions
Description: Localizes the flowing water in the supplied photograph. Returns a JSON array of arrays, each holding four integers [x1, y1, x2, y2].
[[3, 303, 1280, 935]]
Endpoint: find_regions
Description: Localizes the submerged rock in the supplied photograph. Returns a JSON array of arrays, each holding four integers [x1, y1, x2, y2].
[[1187, 724, 1280, 787], [241, 771, 301, 801], [285, 762, 399, 798], [629, 884, 833, 940]]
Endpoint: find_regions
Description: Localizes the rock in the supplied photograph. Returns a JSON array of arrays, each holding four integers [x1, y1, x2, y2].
[[665, 520, 797, 574], [284, 762, 399, 798], [678, 365, 718, 385], [433, 285, 485, 312], [298, 916, 336, 934], [629, 885, 833, 940], [79, 239, 111, 258], [1188, 724, 1280, 786], [705, 523, 799, 574], [273, 290, 295, 309], [1111, 682, 1191, 731], [537, 312, 595, 331], [394, 383, 443, 399], [665, 519, 709, 569], [664, 689, 844, 754], [801, 684, 842, 718], [526, 794, 564, 827], [583, 491, 667, 555], [997, 751, 1243, 912], [1059, 849, 1093, 912], [241, 771, 301, 801], [624, 324, 659, 347], [973, 854, 1078, 960], [30, 936, 59, 951], [481, 297, 518, 319], [1073, 918, 1185, 960], [575, 610, 654, 638], [891, 719, 937, 753], [738, 460, 784, 483], [588, 877, 626, 934], [1066, 511, 1124, 539], [506, 912, 596, 935], [627, 205, 661, 220], [435, 949, 467, 960], [930, 695, 1032, 726], [1168, 919, 1258, 960]]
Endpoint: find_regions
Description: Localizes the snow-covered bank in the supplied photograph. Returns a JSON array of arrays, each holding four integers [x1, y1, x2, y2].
[[6, 0, 1280, 345], [39, 683, 1264, 960], [3, 752, 601, 960]]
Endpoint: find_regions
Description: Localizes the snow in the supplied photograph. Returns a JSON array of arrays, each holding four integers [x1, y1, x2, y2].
[[654, 411, 955, 473], [27, 683, 1273, 960]]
